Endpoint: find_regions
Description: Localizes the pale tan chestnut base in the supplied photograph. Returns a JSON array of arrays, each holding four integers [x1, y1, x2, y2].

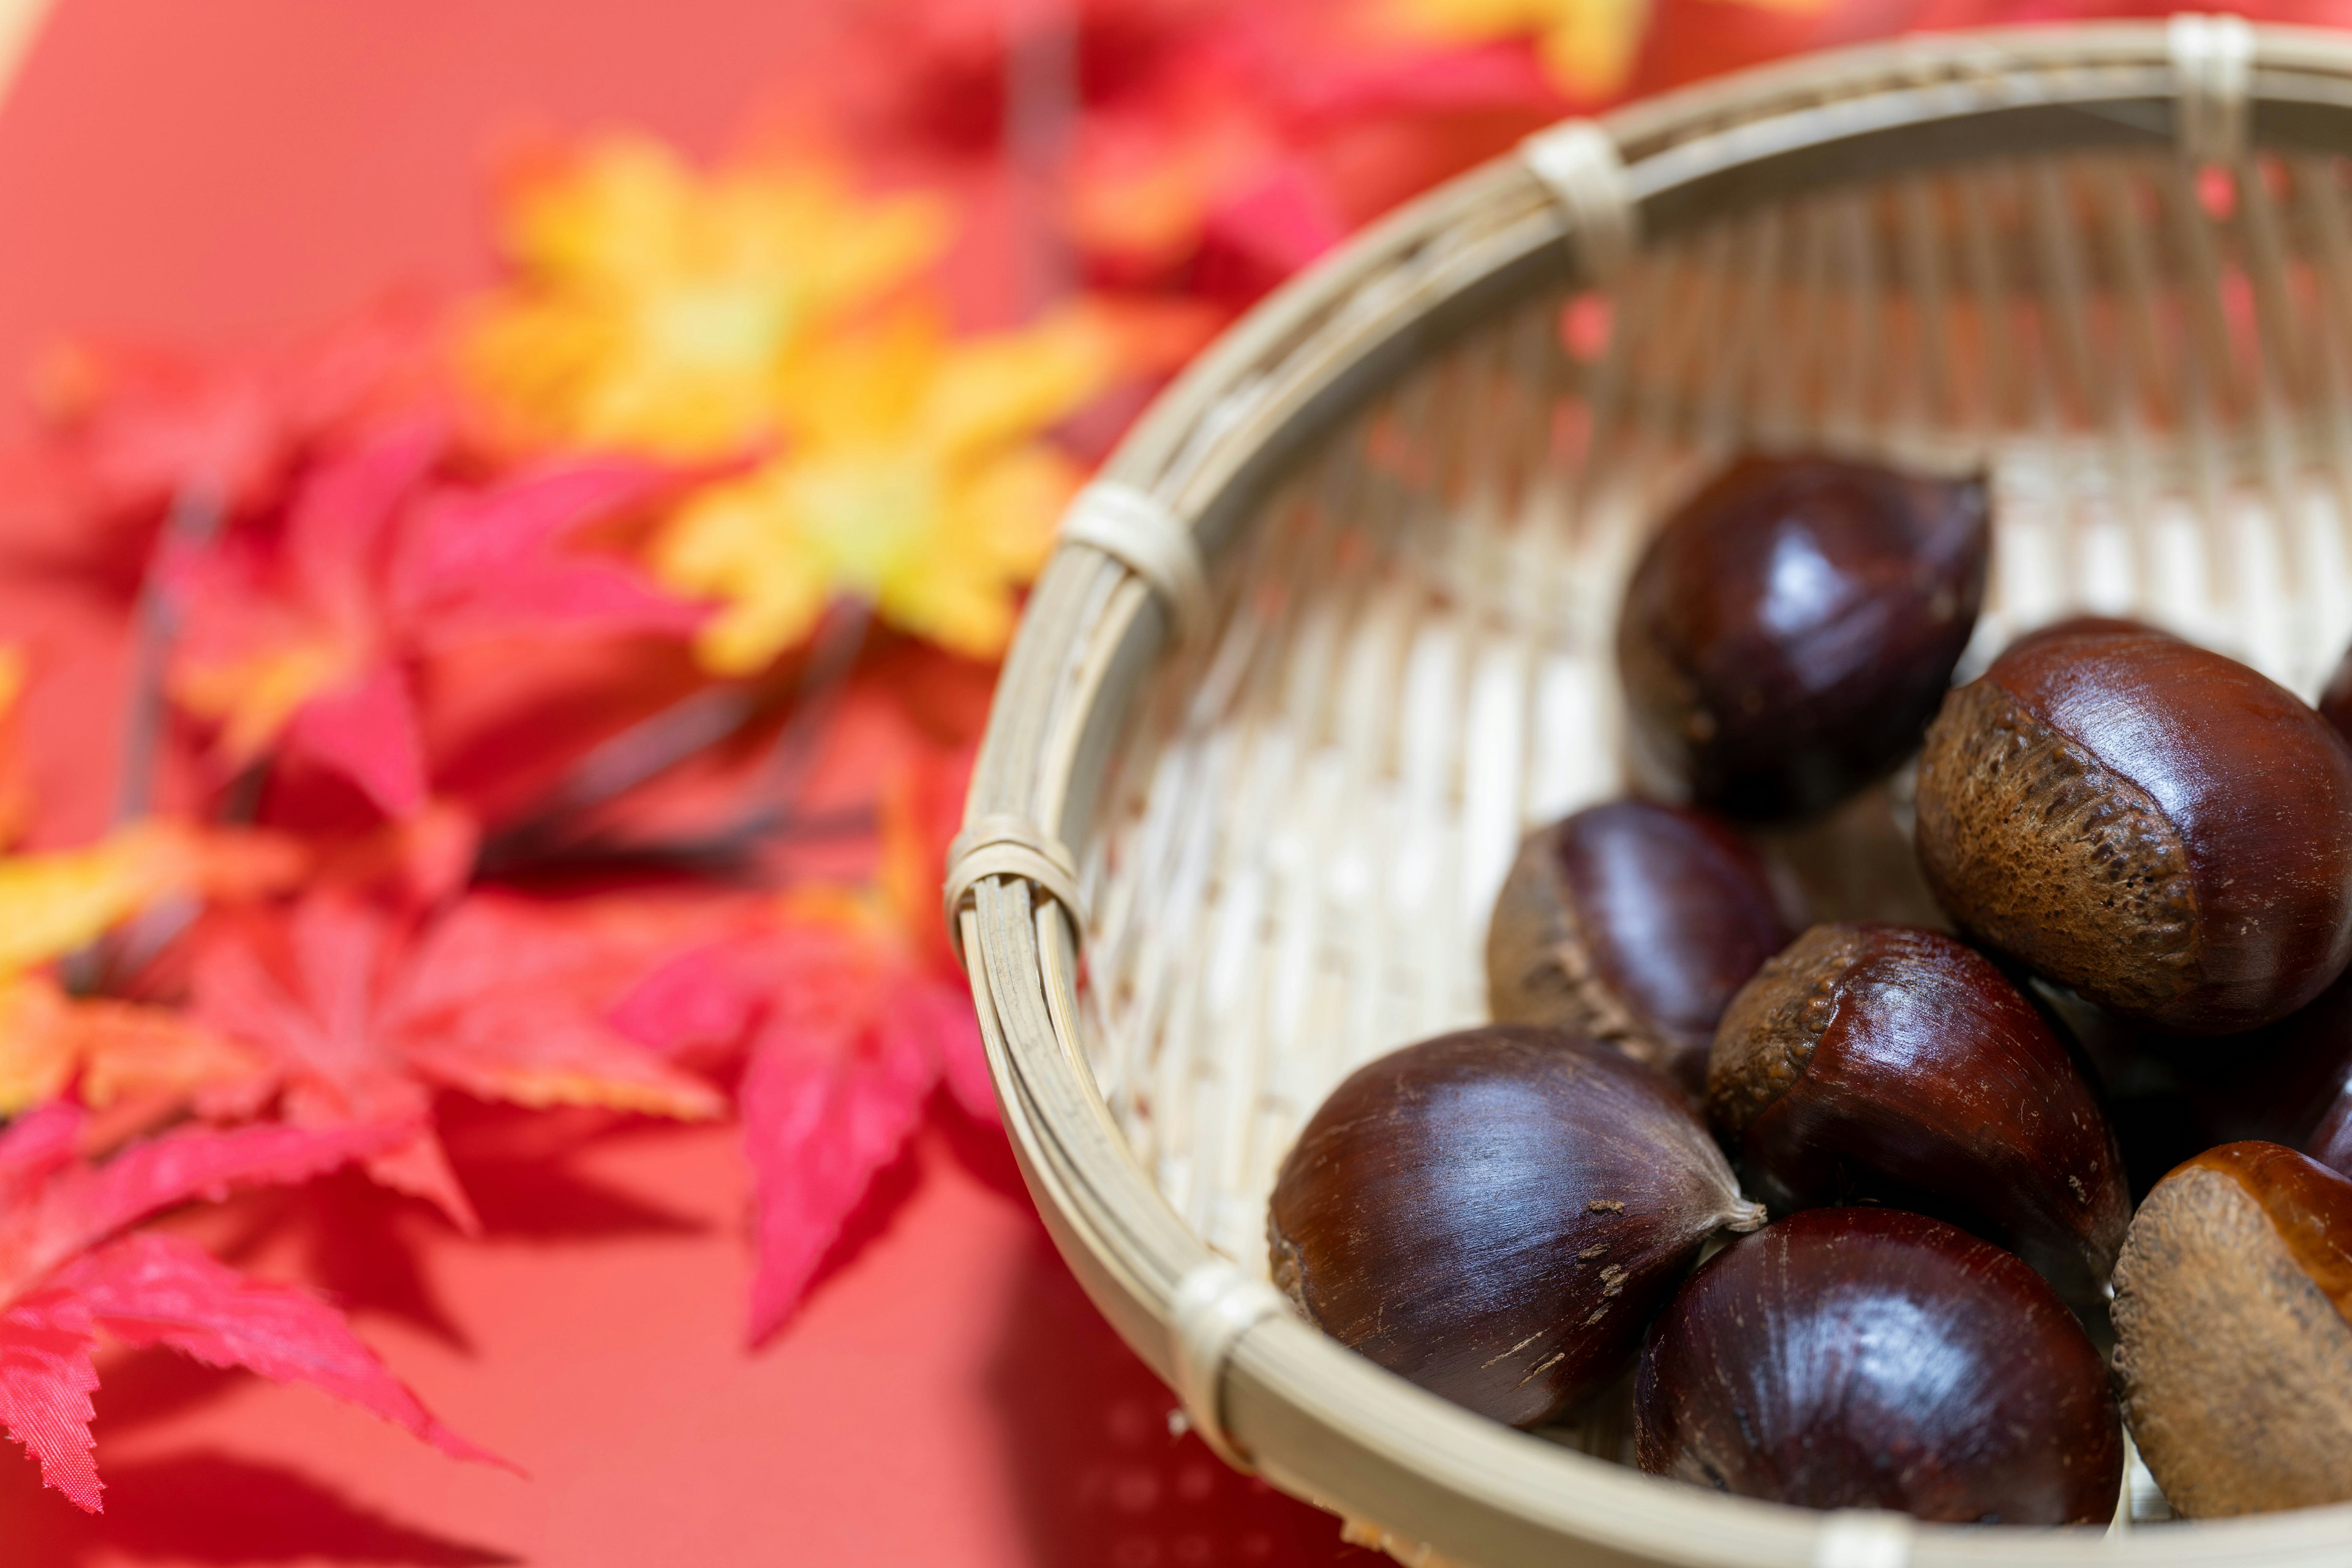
[[2112, 1165, 2352, 1517]]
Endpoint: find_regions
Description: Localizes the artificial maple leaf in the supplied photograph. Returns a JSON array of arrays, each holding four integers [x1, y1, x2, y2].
[[0, 978, 261, 1120], [189, 891, 726, 1232], [614, 892, 990, 1342], [0, 1103, 500, 1510], [611, 714, 989, 1341], [0, 307, 439, 595], [1387, 0, 1648, 99], [650, 303, 1115, 669], [1391, 0, 1836, 101], [165, 422, 700, 818], [0, 644, 31, 848], [817, 0, 1558, 303], [459, 134, 952, 461], [0, 818, 301, 1117]]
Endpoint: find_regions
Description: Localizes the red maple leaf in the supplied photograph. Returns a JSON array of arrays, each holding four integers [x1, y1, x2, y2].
[[0, 1102, 504, 1510], [811, 0, 1558, 307], [609, 683, 993, 1342], [0, 306, 439, 595], [165, 421, 702, 819], [187, 891, 726, 1234], [614, 895, 991, 1343]]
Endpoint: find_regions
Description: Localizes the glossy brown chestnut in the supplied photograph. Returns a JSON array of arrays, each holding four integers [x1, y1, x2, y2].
[[1268, 1025, 1763, 1427], [2111, 1142, 2352, 1516], [1635, 1207, 2123, 1523], [1916, 620, 2352, 1033], [2320, 638, 2352, 745], [2309, 1095, 2352, 1178], [1616, 454, 1989, 820], [1485, 801, 1794, 1097], [1746, 780, 1947, 933], [1708, 923, 2129, 1297], [2041, 969, 2352, 1194], [2000, 613, 2166, 658]]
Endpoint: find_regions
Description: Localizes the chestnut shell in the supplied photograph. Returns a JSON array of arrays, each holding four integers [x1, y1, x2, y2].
[[1485, 801, 1793, 1096], [1708, 923, 2129, 1297], [1916, 620, 2352, 1033], [1267, 1026, 1760, 1427], [1617, 454, 1989, 820], [2111, 1142, 2352, 1517], [1635, 1207, 2122, 1523]]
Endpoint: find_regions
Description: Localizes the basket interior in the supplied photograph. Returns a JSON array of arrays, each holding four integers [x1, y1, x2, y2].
[[1069, 142, 2352, 1522]]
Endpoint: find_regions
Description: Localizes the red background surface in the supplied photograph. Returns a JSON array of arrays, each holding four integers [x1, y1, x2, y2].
[[0, 4, 1378, 1563]]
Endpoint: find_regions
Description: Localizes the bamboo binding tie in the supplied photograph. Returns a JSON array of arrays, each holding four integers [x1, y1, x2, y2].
[[942, 812, 1085, 965], [2170, 12, 2254, 167], [1520, 119, 1638, 283], [1811, 1510, 1913, 1568], [1169, 1259, 1289, 1471], [1059, 480, 1213, 647]]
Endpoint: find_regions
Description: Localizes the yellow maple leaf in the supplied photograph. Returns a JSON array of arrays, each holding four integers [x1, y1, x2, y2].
[[652, 303, 1117, 670], [461, 134, 952, 460]]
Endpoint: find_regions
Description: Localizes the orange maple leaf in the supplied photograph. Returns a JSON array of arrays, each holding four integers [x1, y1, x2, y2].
[[189, 891, 725, 1232]]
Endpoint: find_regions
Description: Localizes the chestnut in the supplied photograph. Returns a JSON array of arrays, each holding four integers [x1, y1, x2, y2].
[[1708, 923, 2129, 1297], [1635, 1207, 2123, 1523], [2320, 638, 2352, 745], [2000, 613, 2162, 658], [1747, 780, 1947, 933], [2309, 1090, 2352, 1178], [2111, 1141, 2352, 1516], [1268, 1025, 1763, 1427], [1485, 801, 1794, 1097], [1616, 454, 1989, 820], [1915, 619, 2352, 1033]]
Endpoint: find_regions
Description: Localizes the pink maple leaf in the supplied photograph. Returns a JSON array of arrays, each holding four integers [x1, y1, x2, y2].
[[167, 423, 702, 818], [190, 891, 727, 1233], [0, 1104, 504, 1510], [614, 899, 992, 1344], [0, 307, 434, 594]]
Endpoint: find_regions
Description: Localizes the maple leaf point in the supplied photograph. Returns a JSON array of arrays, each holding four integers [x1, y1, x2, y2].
[[0, 1104, 512, 1510], [192, 891, 726, 1234]]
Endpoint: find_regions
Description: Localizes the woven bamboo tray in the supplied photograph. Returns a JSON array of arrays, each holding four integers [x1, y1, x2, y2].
[[950, 20, 2352, 1567]]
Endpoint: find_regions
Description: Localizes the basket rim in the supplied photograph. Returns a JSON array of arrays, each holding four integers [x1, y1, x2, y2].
[[957, 20, 2352, 1566]]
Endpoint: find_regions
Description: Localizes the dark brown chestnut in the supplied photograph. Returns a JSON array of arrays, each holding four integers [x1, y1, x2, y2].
[[2111, 1141, 2352, 1516], [1916, 620, 2352, 1034], [1746, 780, 1948, 932], [2320, 638, 2352, 745], [1616, 454, 1989, 820], [1267, 1025, 1763, 1427], [1635, 1207, 2123, 1523], [1708, 923, 2128, 1297], [2310, 1098, 2352, 1177], [2041, 968, 2352, 1194], [2000, 613, 2164, 658], [1485, 801, 1795, 1097]]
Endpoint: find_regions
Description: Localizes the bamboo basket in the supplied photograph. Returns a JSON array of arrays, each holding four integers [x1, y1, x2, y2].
[[949, 19, 2352, 1567]]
